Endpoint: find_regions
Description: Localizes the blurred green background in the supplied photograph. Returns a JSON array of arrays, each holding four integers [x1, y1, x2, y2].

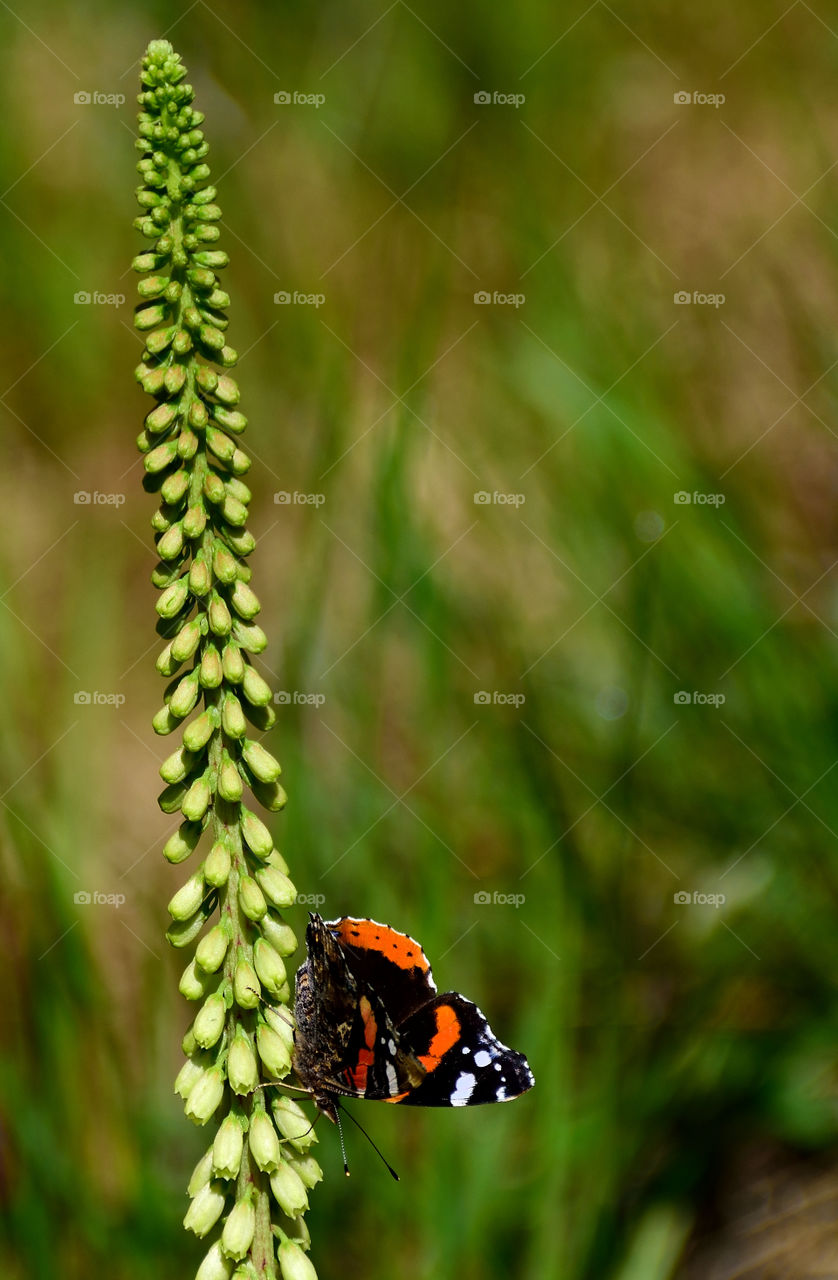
[[3, 2, 838, 1277]]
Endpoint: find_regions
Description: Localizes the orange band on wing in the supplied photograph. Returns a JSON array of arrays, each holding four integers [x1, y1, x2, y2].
[[417, 1004, 460, 1074], [345, 995, 378, 1092], [335, 919, 430, 972]]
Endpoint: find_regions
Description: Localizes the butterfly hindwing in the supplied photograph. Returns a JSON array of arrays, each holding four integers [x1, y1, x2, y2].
[[392, 993, 535, 1107]]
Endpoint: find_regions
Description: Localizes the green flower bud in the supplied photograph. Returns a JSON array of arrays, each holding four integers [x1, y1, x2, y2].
[[242, 740, 281, 783], [179, 957, 213, 1001], [272, 1097, 316, 1150], [228, 1028, 258, 1095], [189, 557, 212, 597], [193, 990, 226, 1048], [222, 693, 247, 739], [168, 667, 201, 717], [263, 1003, 295, 1049], [183, 708, 217, 752], [208, 594, 232, 636], [221, 495, 248, 527], [157, 576, 189, 618], [233, 956, 260, 1009], [213, 373, 239, 404], [270, 1163, 309, 1218], [230, 580, 260, 619], [183, 504, 208, 538], [160, 467, 189, 503], [230, 449, 251, 476], [185, 1065, 225, 1124], [196, 921, 230, 972], [200, 644, 224, 688], [163, 819, 202, 864], [190, 399, 209, 430], [204, 471, 226, 504], [253, 937, 287, 995], [187, 1146, 214, 1197], [184, 1180, 226, 1237], [178, 427, 200, 459], [174, 1056, 204, 1099], [196, 1241, 234, 1280], [156, 640, 179, 676], [231, 621, 267, 654], [157, 521, 184, 561], [221, 1197, 255, 1261], [287, 1154, 323, 1190], [240, 808, 273, 858], [255, 866, 296, 909], [171, 619, 203, 666], [160, 744, 195, 785], [241, 666, 272, 707], [213, 544, 238, 583], [145, 325, 176, 355], [255, 1021, 291, 1077], [164, 363, 187, 395], [261, 914, 298, 957], [212, 1113, 244, 1181], [204, 841, 232, 888], [251, 778, 288, 813], [158, 781, 187, 812], [182, 775, 211, 822], [168, 870, 205, 920], [144, 438, 178, 474], [225, 526, 256, 556], [206, 425, 235, 462], [222, 646, 245, 686], [238, 875, 267, 921], [248, 1109, 281, 1172], [278, 1239, 317, 1280], [218, 757, 243, 803]]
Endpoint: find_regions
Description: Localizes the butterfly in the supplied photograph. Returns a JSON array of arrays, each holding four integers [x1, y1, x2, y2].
[[292, 913, 534, 1126]]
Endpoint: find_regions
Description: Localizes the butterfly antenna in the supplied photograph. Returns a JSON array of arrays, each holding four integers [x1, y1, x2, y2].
[[338, 1103, 400, 1181], [334, 1106, 350, 1177]]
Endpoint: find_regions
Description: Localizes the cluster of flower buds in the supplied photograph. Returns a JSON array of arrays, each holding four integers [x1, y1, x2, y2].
[[134, 40, 319, 1280]]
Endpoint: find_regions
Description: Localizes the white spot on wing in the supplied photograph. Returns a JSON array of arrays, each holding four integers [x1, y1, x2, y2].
[[474, 1049, 492, 1068], [451, 1071, 476, 1106], [385, 1062, 399, 1094]]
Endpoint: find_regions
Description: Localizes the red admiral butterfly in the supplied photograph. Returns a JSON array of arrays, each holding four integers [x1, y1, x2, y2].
[[292, 913, 534, 1125]]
